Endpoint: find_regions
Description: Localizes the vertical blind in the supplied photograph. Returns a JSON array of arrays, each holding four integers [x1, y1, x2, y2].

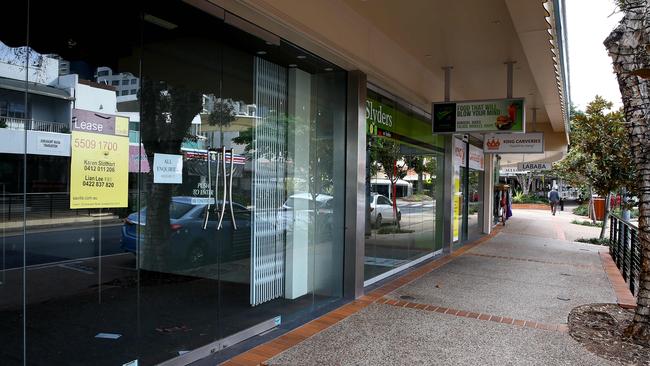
[[250, 57, 287, 306]]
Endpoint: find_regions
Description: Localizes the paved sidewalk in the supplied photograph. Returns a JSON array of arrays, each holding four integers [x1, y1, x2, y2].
[[260, 210, 617, 365]]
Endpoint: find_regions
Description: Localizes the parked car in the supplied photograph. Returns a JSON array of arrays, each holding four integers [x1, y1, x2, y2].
[[121, 196, 250, 269], [279, 192, 334, 235], [369, 193, 401, 228]]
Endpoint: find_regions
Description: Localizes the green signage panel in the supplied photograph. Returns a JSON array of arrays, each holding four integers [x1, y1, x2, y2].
[[366, 97, 444, 150], [432, 98, 525, 133]]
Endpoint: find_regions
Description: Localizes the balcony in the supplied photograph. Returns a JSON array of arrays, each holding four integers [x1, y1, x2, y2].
[[0, 116, 69, 133]]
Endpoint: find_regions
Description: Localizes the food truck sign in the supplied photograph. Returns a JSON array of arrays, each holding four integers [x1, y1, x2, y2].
[[432, 98, 525, 133]]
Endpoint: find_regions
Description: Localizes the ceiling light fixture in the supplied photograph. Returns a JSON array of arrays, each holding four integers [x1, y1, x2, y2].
[[256, 51, 267, 55], [296, 55, 307, 59]]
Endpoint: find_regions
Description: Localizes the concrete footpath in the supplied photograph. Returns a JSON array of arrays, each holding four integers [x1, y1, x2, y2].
[[234, 208, 621, 365]]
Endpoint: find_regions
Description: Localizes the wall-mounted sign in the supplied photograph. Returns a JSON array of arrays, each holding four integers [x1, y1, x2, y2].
[[483, 132, 544, 154], [499, 167, 527, 175], [70, 109, 129, 209], [367, 94, 445, 150], [517, 162, 551, 171], [153, 153, 183, 184], [453, 138, 466, 168], [469, 145, 484, 171], [432, 98, 525, 133], [452, 138, 484, 171], [34, 132, 69, 155], [70, 130, 129, 209], [72, 109, 116, 135]]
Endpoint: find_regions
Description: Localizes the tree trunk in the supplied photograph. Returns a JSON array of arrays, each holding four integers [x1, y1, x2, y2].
[[141, 176, 173, 272], [417, 171, 423, 194], [600, 192, 611, 240], [605, 0, 650, 343], [589, 185, 596, 224]]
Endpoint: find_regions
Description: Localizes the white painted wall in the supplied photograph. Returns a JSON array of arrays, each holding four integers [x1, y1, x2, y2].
[[0, 129, 70, 156], [74, 83, 117, 114]]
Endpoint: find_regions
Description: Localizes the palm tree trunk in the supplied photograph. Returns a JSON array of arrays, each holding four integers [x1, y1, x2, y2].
[[605, 0, 650, 343]]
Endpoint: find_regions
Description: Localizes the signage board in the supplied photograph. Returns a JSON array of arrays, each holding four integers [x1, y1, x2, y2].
[[69, 130, 129, 208], [153, 153, 183, 184], [452, 138, 484, 171], [367, 96, 445, 150], [433, 98, 525, 133], [517, 162, 551, 171], [484, 132, 544, 154], [468, 145, 484, 171], [72, 109, 116, 135], [453, 138, 466, 168], [70, 109, 130, 209], [34, 132, 70, 156]]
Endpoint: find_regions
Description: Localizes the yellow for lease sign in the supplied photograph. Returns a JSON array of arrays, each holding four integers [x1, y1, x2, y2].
[[70, 130, 129, 208]]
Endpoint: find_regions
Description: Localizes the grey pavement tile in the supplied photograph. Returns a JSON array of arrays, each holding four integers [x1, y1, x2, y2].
[[267, 304, 613, 366], [469, 232, 605, 267], [386, 261, 615, 324]]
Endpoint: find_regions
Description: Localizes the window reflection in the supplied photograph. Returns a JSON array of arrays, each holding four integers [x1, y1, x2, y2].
[[0, 1, 346, 364], [364, 131, 443, 281]]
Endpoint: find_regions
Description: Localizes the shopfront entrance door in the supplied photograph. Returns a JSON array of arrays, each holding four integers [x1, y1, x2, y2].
[[0, 1, 346, 364]]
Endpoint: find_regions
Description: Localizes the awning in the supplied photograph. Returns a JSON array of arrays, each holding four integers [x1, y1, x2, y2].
[[0, 77, 72, 100]]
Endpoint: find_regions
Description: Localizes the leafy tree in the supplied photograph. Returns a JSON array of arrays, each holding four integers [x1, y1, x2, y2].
[[207, 98, 237, 148], [556, 96, 637, 238], [514, 172, 534, 195], [140, 79, 202, 272], [369, 137, 407, 227], [604, 0, 650, 343]]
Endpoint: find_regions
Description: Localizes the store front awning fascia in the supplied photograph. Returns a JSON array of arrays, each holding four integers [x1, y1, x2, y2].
[[506, 0, 570, 140]]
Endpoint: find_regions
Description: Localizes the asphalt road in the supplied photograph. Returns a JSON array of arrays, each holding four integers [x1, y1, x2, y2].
[[0, 224, 124, 269]]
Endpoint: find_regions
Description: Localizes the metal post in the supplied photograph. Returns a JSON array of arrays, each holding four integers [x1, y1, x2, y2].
[[628, 229, 636, 296], [622, 225, 628, 282], [441, 66, 454, 252], [343, 70, 367, 300]]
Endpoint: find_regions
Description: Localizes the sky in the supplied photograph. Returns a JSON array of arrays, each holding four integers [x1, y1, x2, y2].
[[566, 0, 623, 110]]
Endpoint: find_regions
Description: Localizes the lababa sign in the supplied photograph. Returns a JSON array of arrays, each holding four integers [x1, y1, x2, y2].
[[517, 162, 551, 171]]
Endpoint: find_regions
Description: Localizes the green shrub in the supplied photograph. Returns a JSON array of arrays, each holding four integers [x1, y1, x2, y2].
[[573, 204, 589, 217], [575, 237, 609, 245], [512, 192, 547, 204], [401, 194, 432, 202], [571, 219, 602, 227]]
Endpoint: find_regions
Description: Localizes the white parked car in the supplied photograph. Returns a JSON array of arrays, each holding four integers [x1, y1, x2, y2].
[[370, 193, 401, 228]]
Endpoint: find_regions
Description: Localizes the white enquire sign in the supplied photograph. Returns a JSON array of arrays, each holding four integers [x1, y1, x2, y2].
[[153, 153, 183, 184], [517, 162, 551, 171], [484, 132, 544, 154]]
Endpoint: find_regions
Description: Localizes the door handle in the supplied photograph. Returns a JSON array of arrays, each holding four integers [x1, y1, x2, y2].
[[217, 147, 227, 230], [202, 149, 213, 229], [227, 148, 237, 230], [203, 149, 219, 230]]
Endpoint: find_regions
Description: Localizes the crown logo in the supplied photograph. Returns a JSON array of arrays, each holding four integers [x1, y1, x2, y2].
[[486, 138, 501, 149]]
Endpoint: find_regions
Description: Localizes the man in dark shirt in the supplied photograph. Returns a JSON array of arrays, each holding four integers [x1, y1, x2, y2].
[[548, 187, 561, 215]]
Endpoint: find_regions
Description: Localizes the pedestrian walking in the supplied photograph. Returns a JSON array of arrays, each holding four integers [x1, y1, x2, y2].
[[548, 186, 560, 215]]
